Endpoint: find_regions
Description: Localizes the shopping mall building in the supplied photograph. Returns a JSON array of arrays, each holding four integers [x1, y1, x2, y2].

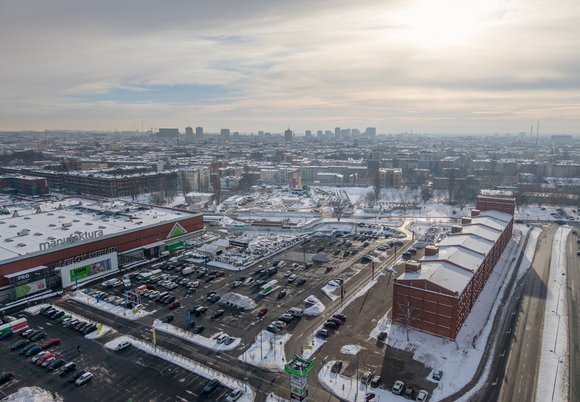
[[0, 197, 203, 307]]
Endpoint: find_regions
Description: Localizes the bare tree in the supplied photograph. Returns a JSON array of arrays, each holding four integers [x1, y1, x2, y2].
[[331, 196, 349, 222], [398, 301, 419, 342], [150, 192, 166, 205]]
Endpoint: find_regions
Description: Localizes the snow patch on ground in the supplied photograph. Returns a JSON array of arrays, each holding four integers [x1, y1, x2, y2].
[[265, 393, 289, 402], [70, 290, 153, 321], [153, 320, 241, 352], [4, 387, 63, 402], [321, 284, 339, 301], [23, 303, 50, 315], [303, 295, 325, 316], [536, 226, 571, 402], [238, 330, 292, 371], [104, 335, 254, 401], [383, 227, 528, 401], [340, 345, 363, 355]]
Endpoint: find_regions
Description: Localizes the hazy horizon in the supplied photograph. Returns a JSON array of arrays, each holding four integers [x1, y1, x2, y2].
[[1, 0, 580, 134]]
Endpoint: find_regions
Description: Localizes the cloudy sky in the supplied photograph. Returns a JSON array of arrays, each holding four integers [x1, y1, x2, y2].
[[1, 0, 579, 134]]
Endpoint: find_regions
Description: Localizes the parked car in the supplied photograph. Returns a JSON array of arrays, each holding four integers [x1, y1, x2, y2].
[[202, 378, 221, 394], [161, 314, 174, 323], [41, 357, 57, 368], [30, 351, 49, 364], [370, 376, 381, 388], [115, 340, 131, 351], [10, 339, 29, 351], [323, 321, 338, 329], [226, 388, 244, 401], [193, 326, 205, 334], [287, 274, 297, 283], [361, 371, 372, 385], [22, 345, 41, 357], [279, 313, 294, 323], [316, 329, 330, 338], [331, 360, 343, 373], [404, 386, 416, 399], [416, 390, 429, 402], [392, 380, 405, 395], [168, 301, 181, 309], [20, 328, 35, 338], [58, 362, 77, 377], [30, 332, 46, 341], [40, 338, 61, 349], [0, 331, 14, 340], [194, 306, 208, 316], [257, 307, 268, 317], [296, 277, 306, 286], [0, 372, 14, 385], [276, 290, 287, 300], [432, 369, 443, 381], [68, 370, 87, 383], [266, 325, 281, 334], [46, 358, 66, 371], [327, 317, 343, 326], [75, 371, 93, 386], [377, 331, 388, 344], [211, 309, 225, 319]]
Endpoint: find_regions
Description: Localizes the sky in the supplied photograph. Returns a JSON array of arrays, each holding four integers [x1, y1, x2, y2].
[[1, 0, 580, 134]]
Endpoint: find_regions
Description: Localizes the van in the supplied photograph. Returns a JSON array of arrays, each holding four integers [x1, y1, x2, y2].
[[288, 307, 304, 317], [181, 267, 194, 275]]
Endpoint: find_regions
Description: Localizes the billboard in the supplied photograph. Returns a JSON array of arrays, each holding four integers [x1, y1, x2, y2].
[[6, 266, 49, 300], [60, 252, 118, 288]]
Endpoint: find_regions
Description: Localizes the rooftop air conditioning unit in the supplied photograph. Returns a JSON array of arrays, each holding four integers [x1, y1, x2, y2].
[[17, 229, 29, 236], [62, 222, 72, 228]]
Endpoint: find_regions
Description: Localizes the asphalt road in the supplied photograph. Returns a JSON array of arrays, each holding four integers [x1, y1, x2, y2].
[[496, 226, 555, 402], [566, 230, 580, 402]]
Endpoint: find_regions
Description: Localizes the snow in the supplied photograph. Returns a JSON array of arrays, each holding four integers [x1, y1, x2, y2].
[[265, 393, 290, 402], [24, 303, 113, 339], [153, 319, 242, 352], [380, 227, 529, 401], [319, 360, 402, 402], [238, 330, 292, 371], [69, 290, 154, 320], [321, 284, 339, 301], [301, 334, 327, 360], [303, 295, 326, 316], [340, 344, 363, 355], [4, 387, 62, 402], [535, 226, 571, 402], [516, 226, 543, 282], [104, 335, 254, 402], [220, 292, 257, 310], [369, 309, 392, 341]]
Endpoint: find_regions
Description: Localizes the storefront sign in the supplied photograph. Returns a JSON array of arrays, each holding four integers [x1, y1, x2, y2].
[[39, 229, 104, 250], [57, 246, 117, 267]]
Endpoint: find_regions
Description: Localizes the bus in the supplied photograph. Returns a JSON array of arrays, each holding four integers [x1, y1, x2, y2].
[[259, 280, 278, 296]]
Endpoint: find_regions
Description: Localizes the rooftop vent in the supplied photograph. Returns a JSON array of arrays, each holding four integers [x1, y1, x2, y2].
[[34, 232, 42, 236], [47, 213, 54, 216], [73, 219, 80, 222], [9, 224, 16, 228], [17, 229, 29, 236], [58, 216, 65, 219], [24, 217, 31, 220], [4, 238, 13, 242], [49, 224, 56, 227], [62, 223, 72, 228], [17, 243, 26, 247], [85, 222, 93, 226]]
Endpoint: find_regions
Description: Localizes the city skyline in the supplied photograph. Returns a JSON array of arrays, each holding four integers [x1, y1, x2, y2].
[[1, 0, 580, 134]]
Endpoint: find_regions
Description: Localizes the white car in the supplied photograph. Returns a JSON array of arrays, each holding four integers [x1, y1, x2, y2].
[[226, 388, 243, 401], [75, 372, 93, 386], [271, 320, 287, 329], [31, 351, 49, 363], [243, 278, 254, 286], [392, 380, 405, 395], [416, 390, 429, 402], [287, 274, 297, 283], [115, 340, 131, 351]]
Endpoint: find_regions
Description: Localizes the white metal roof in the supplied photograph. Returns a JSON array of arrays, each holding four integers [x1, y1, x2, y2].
[[398, 261, 472, 294]]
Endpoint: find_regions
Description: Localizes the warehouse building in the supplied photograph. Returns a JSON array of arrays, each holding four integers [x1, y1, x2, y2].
[[392, 196, 515, 339], [0, 197, 203, 306]]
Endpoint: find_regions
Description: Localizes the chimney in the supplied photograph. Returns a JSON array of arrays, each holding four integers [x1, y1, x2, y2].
[[451, 225, 462, 233], [405, 261, 421, 273], [471, 209, 480, 217], [461, 217, 472, 225], [425, 245, 439, 256]]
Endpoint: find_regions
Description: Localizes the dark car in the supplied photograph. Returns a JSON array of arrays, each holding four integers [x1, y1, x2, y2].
[[276, 290, 287, 300], [194, 306, 208, 316], [52, 311, 66, 320], [193, 326, 205, 334], [316, 329, 330, 338], [168, 301, 181, 309], [10, 339, 29, 351], [40, 338, 61, 349], [0, 372, 14, 385], [39, 306, 53, 315], [24, 345, 42, 357], [76, 323, 90, 333], [161, 314, 174, 323], [211, 309, 225, 319], [82, 324, 97, 334], [43, 308, 56, 316], [47, 310, 61, 319], [327, 317, 343, 326], [30, 332, 46, 341], [370, 375, 381, 388], [333, 313, 347, 322], [165, 295, 177, 304], [331, 360, 343, 373], [296, 278, 306, 286], [202, 379, 221, 394], [23, 329, 40, 339], [323, 321, 338, 329], [58, 362, 77, 377], [20, 343, 38, 355], [208, 295, 221, 304], [0, 331, 13, 340], [432, 369, 443, 381], [404, 386, 415, 399], [377, 331, 388, 344], [20, 328, 35, 338], [68, 370, 87, 383], [47, 358, 66, 371]]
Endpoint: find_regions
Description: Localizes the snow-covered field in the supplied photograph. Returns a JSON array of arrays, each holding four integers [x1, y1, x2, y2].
[[238, 330, 291, 371], [105, 336, 254, 401], [3, 387, 63, 402], [69, 290, 154, 321], [153, 320, 241, 352], [24, 303, 113, 339], [535, 226, 571, 402]]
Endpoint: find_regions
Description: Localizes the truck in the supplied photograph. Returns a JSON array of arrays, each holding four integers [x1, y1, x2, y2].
[[259, 280, 278, 296]]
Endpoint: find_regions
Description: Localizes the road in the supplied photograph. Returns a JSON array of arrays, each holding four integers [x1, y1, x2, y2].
[[494, 226, 555, 402], [566, 229, 579, 402]]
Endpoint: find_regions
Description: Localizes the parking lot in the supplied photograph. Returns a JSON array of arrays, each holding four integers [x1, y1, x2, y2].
[[0, 312, 231, 401], [80, 228, 404, 353]]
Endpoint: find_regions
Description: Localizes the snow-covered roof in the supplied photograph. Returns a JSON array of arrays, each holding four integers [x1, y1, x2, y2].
[[422, 246, 484, 272], [399, 261, 473, 294], [438, 234, 494, 255]]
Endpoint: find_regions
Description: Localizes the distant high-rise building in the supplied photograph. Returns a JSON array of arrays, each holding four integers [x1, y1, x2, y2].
[[185, 127, 194, 138], [258, 131, 264, 137], [220, 129, 231, 137], [196, 127, 204, 137], [233, 131, 240, 138], [365, 127, 377, 137], [284, 128, 293, 142], [305, 130, 312, 140], [157, 128, 180, 139], [335, 127, 341, 137], [352, 128, 361, 135], [317, 130, 323, 137]]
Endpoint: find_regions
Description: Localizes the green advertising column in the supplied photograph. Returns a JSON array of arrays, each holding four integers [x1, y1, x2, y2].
[[284, 355, 314, 402]]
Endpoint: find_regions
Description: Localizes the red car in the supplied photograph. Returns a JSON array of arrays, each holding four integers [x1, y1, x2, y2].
[[257, 307, 268, 317], [35, 353, 55, 365], [40, 338, 61, 349], [168, 301, 181, 310]]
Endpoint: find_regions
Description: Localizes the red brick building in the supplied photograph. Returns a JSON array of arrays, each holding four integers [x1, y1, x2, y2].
[[392, 196, 515, 339]]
